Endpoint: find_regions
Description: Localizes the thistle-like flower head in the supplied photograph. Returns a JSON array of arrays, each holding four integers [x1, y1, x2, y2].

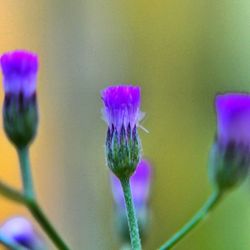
[[0, 50, 39, 148], [0, 50, 38, 98], [101, 85, 142, 131], [0, 216, 44, 250], [209, 93, 250, 190], [101, 85, 143, 179]]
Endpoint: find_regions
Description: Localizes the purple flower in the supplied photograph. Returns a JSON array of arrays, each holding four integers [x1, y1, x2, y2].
[[216, 93, 250, 145], [111, 159, 152, 209], [0, 50, 38, 98], [101, 85, 143, 131], [209, 93, 250, 190], [101, 85, 144, 179], [0, 50, 39, 148], [0, 217, 44, 250]]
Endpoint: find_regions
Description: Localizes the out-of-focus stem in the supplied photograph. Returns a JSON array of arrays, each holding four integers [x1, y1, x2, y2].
[[159, 190, 222, 250], [7, 147, 71, 250]]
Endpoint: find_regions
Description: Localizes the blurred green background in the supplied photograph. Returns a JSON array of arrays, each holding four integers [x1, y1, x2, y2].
[[1, 1, 250, 249]]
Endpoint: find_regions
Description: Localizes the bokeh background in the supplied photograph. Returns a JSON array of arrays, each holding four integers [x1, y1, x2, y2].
[[1, 1, 250, 249]]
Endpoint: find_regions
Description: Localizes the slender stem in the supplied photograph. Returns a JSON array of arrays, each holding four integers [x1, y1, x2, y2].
[[17, 147, 35, 198], [0, 183, 26, 250], [120, 177, 141, 250], [0, 181, 26, 204], [159, 190, 222, 250], [26, 200, 69, 250], [0, 181, 69, 250], [17, 147, 70, 250]]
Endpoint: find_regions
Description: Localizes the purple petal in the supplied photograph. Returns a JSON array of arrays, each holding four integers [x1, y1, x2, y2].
[[101, 85, 142, 130], [216, 93, 250, 145], [0, 50, 39, 97]]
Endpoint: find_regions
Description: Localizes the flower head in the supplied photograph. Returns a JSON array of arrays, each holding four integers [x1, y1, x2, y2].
[[0, 216, 44, 250], [101, 85, 142, 131], [101, 85, 143, 179], [209, 93, 250, 191], [0, 50, 38, 98], [0, 50, 39, 149]]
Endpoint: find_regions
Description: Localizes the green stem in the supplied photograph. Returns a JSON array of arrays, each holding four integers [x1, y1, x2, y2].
[[159, 190, 222, 250], [0, 181, 26, 204], [17, 147, 35, 198], [26, 200, 69, 250], [0, 181, 69, 250], [120, 177, 141, 250], [17, 147, 70, 250]]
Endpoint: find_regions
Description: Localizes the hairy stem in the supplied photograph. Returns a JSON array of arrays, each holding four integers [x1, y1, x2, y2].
[[120, 177, 141, 250]]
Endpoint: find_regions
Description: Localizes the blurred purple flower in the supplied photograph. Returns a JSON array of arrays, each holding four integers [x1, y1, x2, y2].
[[0, 50, 39, 148], [111, 159, 152, 209], [101, 85, 143, 131], [216, 93, 250, 145], [0, 216, 44, 250], [0, 50, 38, 98], [209, 93, 250, 190]]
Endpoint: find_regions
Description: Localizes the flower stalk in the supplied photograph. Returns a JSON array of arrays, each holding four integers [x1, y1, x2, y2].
[[120, 177, 141, 250], [17, 147, 70, 250], [111, 159, 152, 244], [159, 190, 222, 250], [18, 147, 35, 199]]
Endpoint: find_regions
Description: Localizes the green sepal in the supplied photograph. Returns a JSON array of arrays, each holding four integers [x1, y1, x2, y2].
[[106, 125, 141, 179], [3, 94, 38, 149], [208, 141, 250, 191]]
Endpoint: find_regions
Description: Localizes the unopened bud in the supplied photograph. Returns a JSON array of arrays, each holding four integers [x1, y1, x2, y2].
[[101, 85, 143, 179], [0, 50, 39, 148], [209, 93, 250, 191]]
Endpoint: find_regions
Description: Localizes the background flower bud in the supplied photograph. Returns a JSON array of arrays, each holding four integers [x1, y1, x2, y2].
[[209, 93, 250, 191], [0, 216, 45, 250], [0, 51, 39, 148], [101, 85, 143, 179]]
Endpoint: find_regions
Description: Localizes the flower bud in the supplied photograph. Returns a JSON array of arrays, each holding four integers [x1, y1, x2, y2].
[[0, 216, 45, 250], [101, 85, 143, 179], [209, 93, 250, 191], [111, 159, 152, 242], [0, 51, 39, 148]]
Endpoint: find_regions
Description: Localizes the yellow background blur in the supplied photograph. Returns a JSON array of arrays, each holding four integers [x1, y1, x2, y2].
[[1, 1, 250, 249]]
